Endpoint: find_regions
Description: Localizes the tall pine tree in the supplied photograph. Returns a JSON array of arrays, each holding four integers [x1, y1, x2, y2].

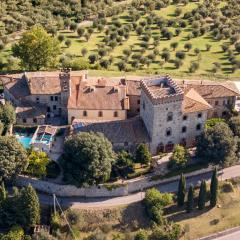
[[177, 173, 186, 207], [20, 185, 40, 228], [186, 184, 194, 212], [198, 180, 207, 210], [210, 168, 218, 207]]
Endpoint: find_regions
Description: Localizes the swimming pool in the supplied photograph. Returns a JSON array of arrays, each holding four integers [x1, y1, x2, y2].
[[15, 134, 32, 149]]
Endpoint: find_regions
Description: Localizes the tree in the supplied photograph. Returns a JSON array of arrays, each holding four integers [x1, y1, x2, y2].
[[174, 58, 183, 69], [62, 132, 115, 186], [168, 145, 188, 169], [194, 48, 200, 55], [81, 48, 88, 57], [0, 182, 7, 203], [144, 188, 173, 224], [229, 116, 240, 136], [25, 150, 50, 178], [177, 173, 186, 207], [135, 144, 151, 166], [100, 59, 110, 69], [184, 42, 192, 52], [0, 136, 28, 181], [77, 27, 85, 38], [198, 180, 207, 210], [57, 34, 65, 42], [20, 185, 40, 228], [117, 61, 126, 71], [210, 168, 218, 207], [189, 62, 199, 73], [88, 54, 98, 64], [170, 42, 178, 51], [186, 185, 194, 212], [65, 39, 72, 48], [70, 22, 77, 32], [176, 51, 186, 59], [0, 102, 16, 130], [196, 122, 237, 166], [12, 26, 60, 70], [161, 51, 170, 62], [206, 44, 212, 51], [205, 118, 225, 129]]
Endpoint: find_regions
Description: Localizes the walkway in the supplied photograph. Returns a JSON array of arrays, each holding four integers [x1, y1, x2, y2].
[[38, 165, 240, 209]]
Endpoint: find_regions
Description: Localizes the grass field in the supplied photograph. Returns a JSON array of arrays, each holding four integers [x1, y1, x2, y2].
[[55, 0, 240, 79], [0, 0, 239, 81]]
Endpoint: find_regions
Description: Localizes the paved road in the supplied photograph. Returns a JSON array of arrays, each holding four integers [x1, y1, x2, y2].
[[38, 165, 240, 209], [215, 230, 240, 240]]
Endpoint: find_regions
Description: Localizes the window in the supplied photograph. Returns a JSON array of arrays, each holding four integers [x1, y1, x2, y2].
[[137, 108, 140, 112], [197, 113, 202, 118], [167, 112, 173, 122], [183, 115, 188, 121], [36, 97, 39, 103], [124, 142, 129, 147], [166, 127, 172, 136], [53, 105, 57, 110], [137, 100, 140, 104], [98, 111, 103, 117], [23, 119, 26, 123], [182, 126, 187, 133], [180, 138, 186, 147], [196, 123, 202, 131], [114, 111, 118, 117], [47, 107, 51, 112], [50, 96, 54, 101], [83, 110, 87, 117], [33, 118, 37, 123], [215, 101, 219, 106], [55, 96, 58, 101], [223, 100, 226, 106]]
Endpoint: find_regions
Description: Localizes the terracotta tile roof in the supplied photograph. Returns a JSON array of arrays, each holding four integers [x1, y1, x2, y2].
[[37, 125, 57, 135], [72, 117, 149, 144], [68, 78, 129, 110], [126, 80, 141, 96], [1, 76, 30, 99], [16, 104, 47, 119], [180, 83, 239, 98], [183, 88, 212, 113]]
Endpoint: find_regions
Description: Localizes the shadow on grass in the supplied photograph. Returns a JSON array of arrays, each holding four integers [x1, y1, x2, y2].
[[166, 202, 212, 222]]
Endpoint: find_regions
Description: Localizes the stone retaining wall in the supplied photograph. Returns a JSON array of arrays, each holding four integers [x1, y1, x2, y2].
[[16, 167, 212, 198]]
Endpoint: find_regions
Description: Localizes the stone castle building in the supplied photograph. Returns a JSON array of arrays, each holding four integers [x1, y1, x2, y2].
[[0, 70, 239, 154]]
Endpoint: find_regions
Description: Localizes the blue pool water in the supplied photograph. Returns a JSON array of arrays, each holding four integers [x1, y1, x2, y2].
[[15, 134, 32, 149]]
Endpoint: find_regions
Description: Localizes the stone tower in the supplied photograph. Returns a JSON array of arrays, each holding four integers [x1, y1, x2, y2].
[[59, 68, 71, 118], [140, 76, 184, 154]]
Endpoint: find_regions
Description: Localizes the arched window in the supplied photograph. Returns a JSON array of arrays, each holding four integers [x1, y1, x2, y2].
[[167, 112, 173, 122], [98, 111, 103, 117], [157, 143, 164, 153], [183, 115, 188, 121], [83, 110, 87, 117], [165, 142, 174, 152], [180, 138, 187, 147], [166, 127, 172, 136]]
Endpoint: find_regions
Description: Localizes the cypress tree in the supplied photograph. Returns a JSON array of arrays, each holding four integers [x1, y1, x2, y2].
[[20, 185, 40, 228], [198, 180, 207, 210], [177, 173, 186, 207], [210, 168, 218, 207], [186, 184, 194, 212]]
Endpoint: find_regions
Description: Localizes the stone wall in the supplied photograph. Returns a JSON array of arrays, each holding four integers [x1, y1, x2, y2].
[[16, 166, 212, 197]]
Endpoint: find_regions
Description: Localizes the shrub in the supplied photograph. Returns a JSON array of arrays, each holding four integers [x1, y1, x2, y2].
[[168, 145, 188, 170], [221, 181, 234, 193]]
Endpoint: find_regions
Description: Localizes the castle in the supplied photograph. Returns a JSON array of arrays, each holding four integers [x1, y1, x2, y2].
[[1, 69, 239, 154]]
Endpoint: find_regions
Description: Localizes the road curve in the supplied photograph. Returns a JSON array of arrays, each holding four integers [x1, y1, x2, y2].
[[38, 165, 240, 209]]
